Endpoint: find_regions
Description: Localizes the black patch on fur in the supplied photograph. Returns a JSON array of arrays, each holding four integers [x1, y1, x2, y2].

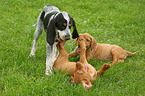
[[46, 19, 56, 45], [70, 17, 79, 39], [43, 11, 58, 31], [55, 13, 67, 31], [40, 11, 45, 21]]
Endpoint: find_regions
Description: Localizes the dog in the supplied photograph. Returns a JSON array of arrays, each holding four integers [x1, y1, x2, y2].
[[71, 62, 110, 91], [29, 5, 79, 75], [70, 35, 110, 91], [69, 33, 137, 65], [54, 41, 110, 91]]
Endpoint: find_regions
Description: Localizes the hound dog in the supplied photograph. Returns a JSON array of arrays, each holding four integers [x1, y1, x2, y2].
[[69, 33, 137, 65], [29, 5, 79, 75]]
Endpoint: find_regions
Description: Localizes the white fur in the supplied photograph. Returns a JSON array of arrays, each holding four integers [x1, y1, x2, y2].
[[29, 5, 72, 75]]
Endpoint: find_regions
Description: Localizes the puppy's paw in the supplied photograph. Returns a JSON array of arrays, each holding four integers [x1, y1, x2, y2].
[[102, 63, 111, 70], [71, 76, 75, 83]]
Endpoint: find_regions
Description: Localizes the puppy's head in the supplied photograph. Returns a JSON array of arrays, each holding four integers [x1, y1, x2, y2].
[[73, 62, 91, 83], [47, 12, 79, 45], [77, 33, 97, 51]]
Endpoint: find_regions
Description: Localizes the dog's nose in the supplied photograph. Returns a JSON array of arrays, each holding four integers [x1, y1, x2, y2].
[[65, 35, 70, 40]]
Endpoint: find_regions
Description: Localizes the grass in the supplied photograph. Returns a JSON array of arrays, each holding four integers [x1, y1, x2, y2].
[[0, 0, 145, 95]]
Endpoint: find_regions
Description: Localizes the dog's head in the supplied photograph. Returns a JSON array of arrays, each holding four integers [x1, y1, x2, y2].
[[77, 33, 97, 52], [46, 12, 79, 45], [73, 62, 92, 91], [73, 62, 91, 83]]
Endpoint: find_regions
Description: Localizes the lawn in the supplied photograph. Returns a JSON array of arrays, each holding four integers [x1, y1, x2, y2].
[[0, 0, 145, 95]]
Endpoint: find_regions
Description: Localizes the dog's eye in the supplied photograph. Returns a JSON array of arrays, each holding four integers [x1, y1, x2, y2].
[[69, 24, 71, 29], [63, 23, 66, 26]]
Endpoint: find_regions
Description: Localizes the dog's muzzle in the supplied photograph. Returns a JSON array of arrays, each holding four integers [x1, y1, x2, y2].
[[65, 34, 70, 40]]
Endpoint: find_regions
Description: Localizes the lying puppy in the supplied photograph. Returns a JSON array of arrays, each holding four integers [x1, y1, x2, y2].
[[71, 38, 110, 91], [69, 33, 137, 65], [53, 41, 98, 91], [71, 62, 110, 91]]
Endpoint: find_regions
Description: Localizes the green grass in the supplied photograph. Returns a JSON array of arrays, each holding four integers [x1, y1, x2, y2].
[[0, 0, 145, 95]]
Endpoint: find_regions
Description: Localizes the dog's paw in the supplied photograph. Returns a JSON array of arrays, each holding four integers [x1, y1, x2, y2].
[[102, 63, 111, 70], [45, 70, 52, 76], [28, 53, 35, 58]]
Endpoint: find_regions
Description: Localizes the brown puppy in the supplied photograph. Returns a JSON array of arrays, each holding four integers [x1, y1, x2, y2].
[[71, 62, 93, 91], [53, 41, 76, 76], [71, 36, 110, 91], [69, 33, 137, 65], [71, 62, 110, 91]]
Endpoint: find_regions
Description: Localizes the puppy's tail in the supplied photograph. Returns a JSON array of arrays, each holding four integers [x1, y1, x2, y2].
[[126, 51, 138, 56]]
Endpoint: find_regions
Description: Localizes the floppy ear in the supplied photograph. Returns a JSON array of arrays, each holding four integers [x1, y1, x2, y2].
[[70, 17, 79, 39], [90, 36, 97, 48], [46, 19, 56, 45]]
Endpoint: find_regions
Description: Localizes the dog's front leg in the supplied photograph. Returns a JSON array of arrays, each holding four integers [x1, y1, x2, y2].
[[46, 43, 58, 75]]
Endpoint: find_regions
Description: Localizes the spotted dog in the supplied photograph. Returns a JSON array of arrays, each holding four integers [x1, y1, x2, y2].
[[29, 5, 79, 75]]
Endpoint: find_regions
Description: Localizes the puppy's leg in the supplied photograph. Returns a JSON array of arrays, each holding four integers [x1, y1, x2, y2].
[[46, 43, 58, 75], [69, 47, 79, 57], [97, 63, 111, 76], [111, 50, 118, 65], [117, 59, 124, 63], [29, 17, 43, 57]]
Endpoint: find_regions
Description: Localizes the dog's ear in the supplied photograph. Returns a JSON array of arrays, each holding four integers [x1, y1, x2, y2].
[[46, 19, 56, 45], [70, 17, 79, 39], [90, 36, 97, 48]]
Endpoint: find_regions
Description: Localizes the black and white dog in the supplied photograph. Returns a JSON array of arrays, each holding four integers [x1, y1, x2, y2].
[[29, 5, 79, 75]]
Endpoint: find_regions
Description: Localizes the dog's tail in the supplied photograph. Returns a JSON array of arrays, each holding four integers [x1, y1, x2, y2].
[[33, 23, 37, 26], [125, 51, 138, 56]]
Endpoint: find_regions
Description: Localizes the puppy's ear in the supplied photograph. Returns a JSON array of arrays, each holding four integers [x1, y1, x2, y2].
[[70, 17, 79, 39], [46, 19, 56, 45], [90, 36, 97, 48]]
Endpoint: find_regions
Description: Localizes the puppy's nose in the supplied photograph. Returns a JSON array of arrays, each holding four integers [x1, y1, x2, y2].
[[65, 34, 70, 40]]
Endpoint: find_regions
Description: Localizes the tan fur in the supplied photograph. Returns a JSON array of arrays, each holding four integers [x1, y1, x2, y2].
[[53, 40, 110, 91], [71, 37, 110, 91], [69, 33, 137, 65], [53, 41, 76, 76]]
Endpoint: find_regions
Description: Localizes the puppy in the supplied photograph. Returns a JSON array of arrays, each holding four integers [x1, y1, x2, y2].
[[69, 33, 137, 65], [71, 62, 110, 91], [53, 41, 98, 91], [71, 38, 110, 91], [53, 41, 76, 76]]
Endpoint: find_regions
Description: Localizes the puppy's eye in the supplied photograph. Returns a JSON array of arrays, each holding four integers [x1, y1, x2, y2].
[[86, 39, 89, 41]]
